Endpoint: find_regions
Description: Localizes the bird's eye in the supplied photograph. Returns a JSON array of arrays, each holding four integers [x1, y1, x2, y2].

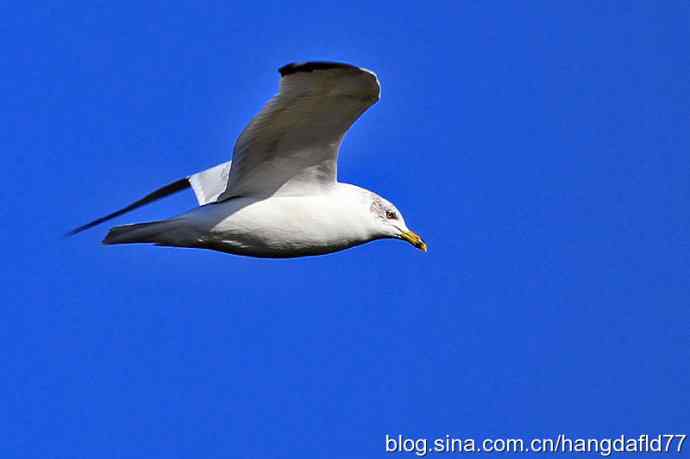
[[385, 210, 397, 220]]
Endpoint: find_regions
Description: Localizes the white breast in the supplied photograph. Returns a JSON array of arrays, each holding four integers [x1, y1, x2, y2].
[[180, 186, 375, 257]]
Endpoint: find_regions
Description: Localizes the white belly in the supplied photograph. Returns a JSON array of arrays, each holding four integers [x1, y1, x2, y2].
[[180, 192, 372, 257]]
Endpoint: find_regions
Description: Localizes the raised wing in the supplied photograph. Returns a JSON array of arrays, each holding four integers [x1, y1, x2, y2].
[[217, 62, 380, 200]]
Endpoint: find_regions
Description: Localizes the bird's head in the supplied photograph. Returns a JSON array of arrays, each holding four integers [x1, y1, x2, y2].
[[369, 195, 427, 252]]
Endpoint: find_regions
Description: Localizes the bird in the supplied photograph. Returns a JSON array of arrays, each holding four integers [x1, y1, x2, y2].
[[68, 61, 427, 258]]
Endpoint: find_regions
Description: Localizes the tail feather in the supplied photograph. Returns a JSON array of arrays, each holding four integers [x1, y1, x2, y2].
[[103, 220, 180, 245]]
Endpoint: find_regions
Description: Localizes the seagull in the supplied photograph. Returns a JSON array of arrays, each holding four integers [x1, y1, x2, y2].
[[68, 61, 427, 258]]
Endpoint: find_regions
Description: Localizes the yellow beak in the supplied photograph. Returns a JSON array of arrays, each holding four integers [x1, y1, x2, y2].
[[400, 230, 428, 252]]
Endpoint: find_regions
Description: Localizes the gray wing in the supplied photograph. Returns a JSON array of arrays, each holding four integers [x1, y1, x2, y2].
[[217, 62, 380, 200]]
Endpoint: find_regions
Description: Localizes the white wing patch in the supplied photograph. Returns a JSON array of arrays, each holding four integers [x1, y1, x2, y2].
[[188, 161, 232, 205]]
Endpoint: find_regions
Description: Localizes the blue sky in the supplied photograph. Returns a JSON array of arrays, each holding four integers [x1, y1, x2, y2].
[[2, 1, 688, 458]]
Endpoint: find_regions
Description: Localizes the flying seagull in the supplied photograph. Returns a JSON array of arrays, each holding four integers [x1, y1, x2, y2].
[[68, 61, 427, 257]]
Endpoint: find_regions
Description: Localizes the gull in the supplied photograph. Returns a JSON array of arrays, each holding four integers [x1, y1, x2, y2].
[[68, 61, 427, 258]]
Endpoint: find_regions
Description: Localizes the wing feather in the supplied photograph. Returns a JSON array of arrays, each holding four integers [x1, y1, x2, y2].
[[218, 62, 380, 199], [66, 162, 232, 236]]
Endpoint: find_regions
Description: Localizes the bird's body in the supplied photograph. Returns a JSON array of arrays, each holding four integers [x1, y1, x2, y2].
[[70, 62, 427, 257], [107, 184, 384, 257]]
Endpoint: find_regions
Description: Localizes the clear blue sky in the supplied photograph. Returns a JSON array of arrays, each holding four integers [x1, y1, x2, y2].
[[2, 1, 688, 458]]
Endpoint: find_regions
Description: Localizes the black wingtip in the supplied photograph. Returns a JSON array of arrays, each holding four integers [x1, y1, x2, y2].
[[64, 177, 191, 238], [278, 61, 359, 77], [64, 225, 90, 238]]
